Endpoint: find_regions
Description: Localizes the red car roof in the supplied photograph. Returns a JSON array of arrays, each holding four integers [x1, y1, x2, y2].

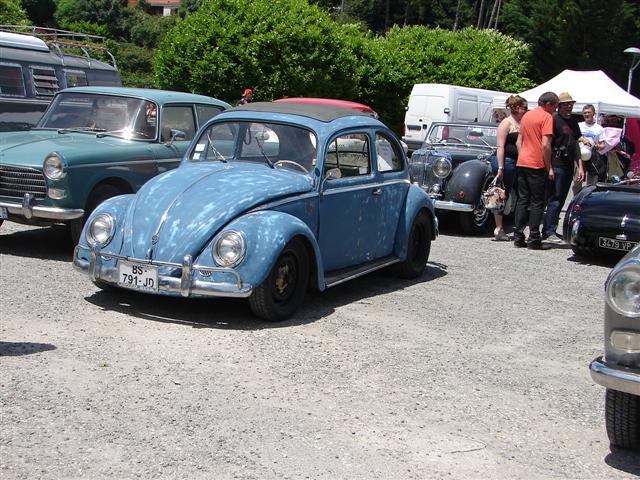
[[275, 97, 377, 117]]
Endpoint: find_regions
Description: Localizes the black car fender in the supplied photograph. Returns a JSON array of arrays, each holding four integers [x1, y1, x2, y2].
[[443, 159, 493, 205]]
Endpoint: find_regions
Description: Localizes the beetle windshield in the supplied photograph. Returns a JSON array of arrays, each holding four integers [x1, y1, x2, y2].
[[37, 92, 158, 141], [426, 124, 497, 148], [190, 121, 317, 175]]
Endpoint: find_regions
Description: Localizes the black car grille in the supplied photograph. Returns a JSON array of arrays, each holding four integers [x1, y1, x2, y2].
[[0, 165, 47, 199]]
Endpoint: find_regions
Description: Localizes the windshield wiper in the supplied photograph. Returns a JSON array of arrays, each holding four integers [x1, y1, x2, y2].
[[58, 126, 106, 134], [206, 132, 227, 162], [255, 135, 274, 169]]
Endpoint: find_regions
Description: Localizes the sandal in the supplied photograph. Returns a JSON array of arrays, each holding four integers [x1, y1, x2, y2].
[[493, 229, 510, 241]]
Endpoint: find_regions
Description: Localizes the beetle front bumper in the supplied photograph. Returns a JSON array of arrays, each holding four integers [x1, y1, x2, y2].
[[590, 356, 640, 396], [73, 245, 253, 298], [433, 200, 475, 212], [0, 194, 84, 221]]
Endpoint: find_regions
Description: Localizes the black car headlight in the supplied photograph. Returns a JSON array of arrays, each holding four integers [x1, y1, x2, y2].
[[606, 264, 640, 318], [86, 213, 115, 247], [43, 152, 66, 180], [212, 231, 246, 267], [431, 156, 452, 178]]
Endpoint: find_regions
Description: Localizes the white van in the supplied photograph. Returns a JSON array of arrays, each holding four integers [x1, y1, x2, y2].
[[402, 83, 511, 152]]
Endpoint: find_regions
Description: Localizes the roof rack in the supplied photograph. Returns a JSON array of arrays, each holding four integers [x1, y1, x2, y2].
[[0, 25, 117, 70]]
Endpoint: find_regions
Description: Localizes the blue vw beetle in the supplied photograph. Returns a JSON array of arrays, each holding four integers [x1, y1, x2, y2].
[[73, 102, 438, 321]]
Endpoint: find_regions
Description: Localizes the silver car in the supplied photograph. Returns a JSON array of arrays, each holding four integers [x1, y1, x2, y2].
[[590, 243, 640, 450]]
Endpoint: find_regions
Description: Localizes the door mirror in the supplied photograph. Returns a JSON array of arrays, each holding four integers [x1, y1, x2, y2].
[[167, 128, 186, 146], [320, 167, 342, 195]]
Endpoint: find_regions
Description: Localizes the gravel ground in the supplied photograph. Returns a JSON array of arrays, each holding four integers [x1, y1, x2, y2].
[[1, 218, 639, 479]]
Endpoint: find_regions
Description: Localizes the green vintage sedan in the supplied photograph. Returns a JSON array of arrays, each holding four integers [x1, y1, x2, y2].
[[0, 87, 230, 242]]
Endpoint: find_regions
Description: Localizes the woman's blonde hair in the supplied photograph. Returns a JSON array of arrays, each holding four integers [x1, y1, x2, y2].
[[505, 95, 527, 114]]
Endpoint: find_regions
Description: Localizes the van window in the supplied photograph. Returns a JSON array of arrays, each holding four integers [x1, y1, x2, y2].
[[31, 66, 59, 97], [64, 70, 88, 88], [457, 97, 477, 122], [0, 64, 25, 97]]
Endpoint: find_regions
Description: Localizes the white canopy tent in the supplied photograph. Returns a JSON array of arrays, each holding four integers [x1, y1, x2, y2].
[[492, 70, 640, 117]]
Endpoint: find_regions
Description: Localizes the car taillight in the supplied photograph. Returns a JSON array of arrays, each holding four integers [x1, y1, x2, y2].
[[573, 204, 581, 212]]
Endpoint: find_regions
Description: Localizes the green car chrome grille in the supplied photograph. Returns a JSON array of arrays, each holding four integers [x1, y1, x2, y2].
[[0, 165, 47, 199]]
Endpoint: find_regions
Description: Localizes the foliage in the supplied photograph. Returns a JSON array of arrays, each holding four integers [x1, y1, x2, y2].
[[154, 0, 367, 104], [106, 40, 156, 87], [0, 0, 29, 24], [130, 13, 178, 48], [361, 26, 533, 132], [21, 0, 56, 26]]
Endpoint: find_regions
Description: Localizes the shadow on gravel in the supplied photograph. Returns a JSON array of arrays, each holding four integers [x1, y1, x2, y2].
[[604, 447, 640, 476], [83, 261, 448, 330], [566, 254, 620, 268], [0, 226, 73, 262], [0, 341, 57, 356]]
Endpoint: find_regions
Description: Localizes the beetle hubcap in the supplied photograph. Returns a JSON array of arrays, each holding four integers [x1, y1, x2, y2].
[[272, 253, 298, 303]]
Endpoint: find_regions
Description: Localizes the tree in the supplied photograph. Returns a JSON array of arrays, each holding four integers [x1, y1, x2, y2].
[[21, 0, 56, 26], [0, 0, 29, 24], [154, 0, 367, 103]]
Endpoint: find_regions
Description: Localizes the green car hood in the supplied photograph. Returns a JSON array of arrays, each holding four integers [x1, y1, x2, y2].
[[0, 130, 153, 168]]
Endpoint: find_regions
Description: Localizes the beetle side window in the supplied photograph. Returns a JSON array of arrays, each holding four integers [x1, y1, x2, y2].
[[0, 64, 25, 97], [375, 133, 403, 173], [161, 106, 196, 142], [324, 133, 371, 177]]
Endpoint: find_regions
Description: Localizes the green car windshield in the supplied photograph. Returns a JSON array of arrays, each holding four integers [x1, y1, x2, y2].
[[190, 121, 317, 175], [37, 92, 158, 141]]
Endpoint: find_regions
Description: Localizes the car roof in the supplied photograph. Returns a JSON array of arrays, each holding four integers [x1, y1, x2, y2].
[[58, 87, 231, 107], [233, 101, 374, 123], [274, 97, 375, 113]]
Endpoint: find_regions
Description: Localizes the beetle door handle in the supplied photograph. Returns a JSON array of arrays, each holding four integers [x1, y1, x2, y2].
[[372, 188, 382, 196]]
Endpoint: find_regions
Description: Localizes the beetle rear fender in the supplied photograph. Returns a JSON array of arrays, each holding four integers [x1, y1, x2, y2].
[[219, 211, 324, 292], [443, 159, 492, 205], [394, 185, 436, 259]]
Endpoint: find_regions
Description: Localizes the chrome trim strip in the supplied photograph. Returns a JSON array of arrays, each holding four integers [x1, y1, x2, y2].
[[0, 199, 84, 220], [323, 179, 409, 196], [250, 192, 318, 212], [433, 200, 475, 212], [73, 245, 253, 298], [590, 356, 640, 396], [71, 159, 161, 169], [325, 257, 400, 288]]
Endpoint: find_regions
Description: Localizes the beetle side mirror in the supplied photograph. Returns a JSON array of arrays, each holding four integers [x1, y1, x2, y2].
[[320, 167, 342, 194]]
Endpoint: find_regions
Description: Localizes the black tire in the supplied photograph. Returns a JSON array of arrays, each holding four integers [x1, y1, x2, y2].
[[69, 184, 123, 245], [605, 388, 640, 450], [248, 239, 310, 321], [459, 195, 494, 235], [396, 210, 432, 279], [571, 245, 590, 258]]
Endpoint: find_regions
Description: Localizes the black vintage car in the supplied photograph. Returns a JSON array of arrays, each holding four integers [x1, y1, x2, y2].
[[563, 178, 640, 259], [409, 122, 497, 234]]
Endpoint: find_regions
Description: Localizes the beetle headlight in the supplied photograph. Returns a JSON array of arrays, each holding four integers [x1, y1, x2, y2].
[[86, 213, 115, 246], [43, 153, 66, 180], [212, 231, 246, 267], [606, 265, 640, 318], [431, 156, 452, 178]]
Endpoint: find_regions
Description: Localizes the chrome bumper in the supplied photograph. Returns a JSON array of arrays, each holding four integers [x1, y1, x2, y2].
[[590, 356, 640, 396], [73, 245, 253, 298], [0, 193, 84, 221], [433, 200, 475, 212]]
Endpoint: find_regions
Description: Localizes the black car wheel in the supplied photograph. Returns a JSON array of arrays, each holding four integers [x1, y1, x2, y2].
[[395, 210, 432, 279], [605, 388, 640, 450], [249, 239, 310, 321], [460, 192, 494, 235]]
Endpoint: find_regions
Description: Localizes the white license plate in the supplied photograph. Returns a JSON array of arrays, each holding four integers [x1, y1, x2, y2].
[[0, 207, 8, 220], [598, 237, 637, 252], [118, 261, 158, 291]]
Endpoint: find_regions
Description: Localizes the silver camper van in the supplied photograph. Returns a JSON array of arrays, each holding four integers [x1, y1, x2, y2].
[[0, 26, 121, 132]]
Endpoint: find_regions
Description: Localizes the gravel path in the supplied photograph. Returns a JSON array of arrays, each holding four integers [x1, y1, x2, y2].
[[1, 220, 639, 479]]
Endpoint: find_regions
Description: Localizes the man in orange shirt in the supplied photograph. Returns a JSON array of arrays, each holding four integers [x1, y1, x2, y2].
[[514, 91, 558, 249]]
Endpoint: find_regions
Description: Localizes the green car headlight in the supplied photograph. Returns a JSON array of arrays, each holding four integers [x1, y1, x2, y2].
[[606, 265, 640, 318], [86, 213, 115, 247], [43, 153, 66, 180], [212, 231, 246, 267]]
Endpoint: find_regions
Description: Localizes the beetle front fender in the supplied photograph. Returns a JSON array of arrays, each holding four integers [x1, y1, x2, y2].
[[208, 211, 325, 291], [394, 185, 437, 259], [77, 193, 135, 251], [443, 160, 492, 205]]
